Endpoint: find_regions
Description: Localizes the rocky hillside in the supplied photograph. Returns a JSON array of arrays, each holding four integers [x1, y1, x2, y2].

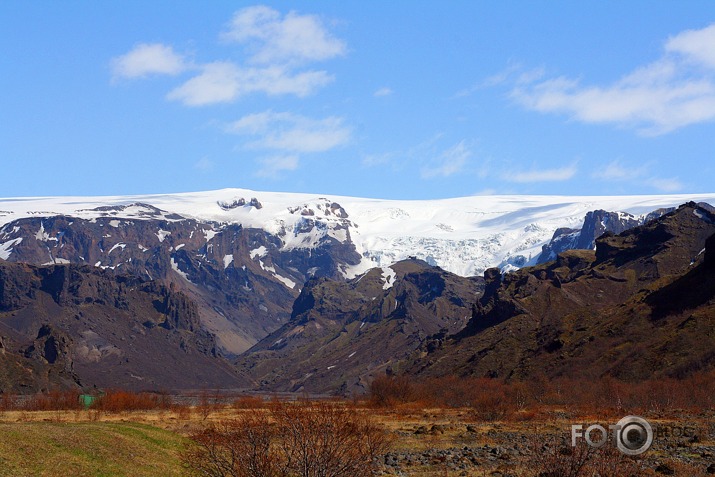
[[406, 202, 715, 382], [5, 189, 715, 278], [0, 260, 249, 393], [1, 190, 715, 394], [536, 207, 677, 263], [0, 202, 361, 355], [238, 259, 482, 394]]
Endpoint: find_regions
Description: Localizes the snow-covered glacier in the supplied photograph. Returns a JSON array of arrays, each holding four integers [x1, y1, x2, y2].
[[2, 189, 715, 277]]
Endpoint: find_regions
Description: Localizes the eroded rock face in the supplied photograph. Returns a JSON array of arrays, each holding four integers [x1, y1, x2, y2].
[[0, 260, 248, 392], [408, 202, 715, 383], [538, 208, 673, 264], [238, 258, 482, 394], [0, 262, 35, 311], [0, 203, 363, 355], [24, 324, 73, 369], [706, 233, 715, 269]]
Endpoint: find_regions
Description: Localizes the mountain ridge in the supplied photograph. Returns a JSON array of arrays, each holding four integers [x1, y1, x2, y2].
[[405, 202, 715, 382], [4, 188, 715, 278], [2, 191, 715, 394]]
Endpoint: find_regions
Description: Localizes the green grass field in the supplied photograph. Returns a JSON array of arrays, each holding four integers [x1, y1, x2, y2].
[[0, 421, 186, 477]]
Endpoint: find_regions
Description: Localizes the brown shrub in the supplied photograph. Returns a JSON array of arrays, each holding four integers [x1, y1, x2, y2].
[[0, 393, 16, 414], [232, 395, 264, 410], [369, 369, 715, 418], [368, 375, 415, 407], [529, 436, 648, 477], [184, 412, 278, 477], [183, 401, 393, 477], [24, 390, 81, 411], [172, 403, 192, 420], [196, 389, 225, 419], [91, 389, 171, 412]]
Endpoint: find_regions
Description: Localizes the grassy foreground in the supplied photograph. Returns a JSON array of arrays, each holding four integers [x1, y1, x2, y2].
[[0, 420, 186, 477], [0, 402, 713, 476]]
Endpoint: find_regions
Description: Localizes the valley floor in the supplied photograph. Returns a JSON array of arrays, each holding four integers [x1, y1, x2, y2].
[[0, 404, 713, 476]]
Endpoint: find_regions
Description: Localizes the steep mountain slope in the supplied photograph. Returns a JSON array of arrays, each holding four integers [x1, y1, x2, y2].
[[2, 190, 715, 394], [0, 204, 360, 354], [407, 202, 715, 382], [238, 259, 482, 394], [3, 189, 715, 278], [0, 261, 249, 392], [536, 207, 674, 263]]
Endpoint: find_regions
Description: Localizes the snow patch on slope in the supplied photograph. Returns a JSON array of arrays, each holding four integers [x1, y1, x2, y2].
[[170, 257, 191, 282], [250, 246, 267, 259], [203, 228, 218, 243], [35, 222, 56, 241], [108, 243, 126, 254], [381, 266, 396, 290], [2, 189, 715, 277], [0, 237, 23, 259], [156, 229, 171, 243]]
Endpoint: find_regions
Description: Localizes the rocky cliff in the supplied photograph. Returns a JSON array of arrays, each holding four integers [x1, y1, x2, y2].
[[0, 260, 248, 392], [238, 259, 483, 394], [408, 202, 715, 382], [0, 202, 362, 355]]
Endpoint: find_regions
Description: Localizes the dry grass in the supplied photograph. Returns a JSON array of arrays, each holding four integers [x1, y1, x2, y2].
[[0, 392, 713, 476], [0, 420, 186, 477]]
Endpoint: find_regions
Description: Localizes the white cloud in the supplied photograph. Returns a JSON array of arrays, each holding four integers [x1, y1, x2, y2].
[[646, 177, 683, 192], [666, 24, 715, 69], [245, 67, 333, 96], [374, 87, 393, 97], [421, 141, 471, 178], [255, 155, 300, 178], [456, 64, 544, 97], [228, 111, 351, 153], [511, 23, 715, 135], [114, 7, 344, 106], [592, 160, 683, 192], [505, 164, 577, 183], [363, 135, 474, 177], [111, 43, 187, 79], [167, 62, 240, 106], [592, 160, 648, 181], [166, 62, 333, 106], [222, 5, 346, 65], [194, 157, 215, 172]]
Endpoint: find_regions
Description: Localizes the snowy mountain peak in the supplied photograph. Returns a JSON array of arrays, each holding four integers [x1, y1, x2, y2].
[[2, 189, 715, 277]]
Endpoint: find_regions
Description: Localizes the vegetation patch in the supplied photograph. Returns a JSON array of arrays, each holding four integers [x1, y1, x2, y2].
[[0, 421, 186, 477]]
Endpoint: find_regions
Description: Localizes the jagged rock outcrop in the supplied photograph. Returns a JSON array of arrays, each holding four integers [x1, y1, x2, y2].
[[457, 268, 527, 336], [0, 203, 362, 354], [537, 208, 673, 264], [0, 260, 248, 392], [24, 324, 74, 370], [408, 202, 715, 382], [238, 259, 482, 394]]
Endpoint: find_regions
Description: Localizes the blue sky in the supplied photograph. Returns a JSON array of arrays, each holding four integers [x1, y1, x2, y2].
[[1, 1, 714, 200]]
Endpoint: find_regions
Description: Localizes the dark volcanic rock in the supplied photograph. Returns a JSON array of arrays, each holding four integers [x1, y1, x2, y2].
[[408, 202, 715, 382], [0, 210, 363, 355], [24, 324, 74, 370], [0, 197, 366, 353], [239, 258, 482, 394], [707, 233, 715, 268], [457, 268, 527, 335], [537, 207, 673, 264], [0, 260, 249, 392]]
